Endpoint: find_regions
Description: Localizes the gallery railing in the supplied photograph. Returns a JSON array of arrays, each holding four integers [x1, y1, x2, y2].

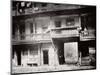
[[50, 26, 80, 38], [12, 33, 51, 41]]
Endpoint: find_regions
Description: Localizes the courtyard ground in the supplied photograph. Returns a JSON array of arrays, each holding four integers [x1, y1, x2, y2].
[[12, 64, 95, 74]]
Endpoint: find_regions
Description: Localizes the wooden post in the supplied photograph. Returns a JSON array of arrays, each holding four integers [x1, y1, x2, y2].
[[79, 52, 82, 65]]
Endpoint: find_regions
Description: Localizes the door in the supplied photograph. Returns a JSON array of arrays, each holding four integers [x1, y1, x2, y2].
[[43, 50, 49, 65]]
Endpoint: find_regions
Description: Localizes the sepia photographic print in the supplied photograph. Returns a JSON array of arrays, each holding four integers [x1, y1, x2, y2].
[[11, 0, 96, 74]]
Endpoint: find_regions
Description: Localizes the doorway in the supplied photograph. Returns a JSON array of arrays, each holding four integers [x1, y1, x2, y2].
[[57, 42, 65, 64], [16, 50, 21, 65], [43, 50, 49, 65]]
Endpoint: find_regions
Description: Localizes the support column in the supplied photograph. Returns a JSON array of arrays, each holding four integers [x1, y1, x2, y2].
[[51, 39, 59, 66], [54, 49, 59, 66], [33, 23, 35, 34], [15, 25, 20, 40], [38, 44, 41, 66], [33, 19, 36, 34], [49, 17, 55, 29], [79, 15, 81, 27]]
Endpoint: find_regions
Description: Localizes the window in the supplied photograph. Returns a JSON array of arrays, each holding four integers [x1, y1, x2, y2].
[[41, 3, 47, 7], [30, 50, 38, 56], [30, 23, 33, 33], [33, 3, 36, 7], [54, 4, 60, 6], [29, 46, 38, 56], [22, 50, 28, 56], [42, 24, 48, 33], [42, 26, 48, 32], [66, 17, 75, 26], [19, 24, 25, 40], [55, 20, 61, 27]]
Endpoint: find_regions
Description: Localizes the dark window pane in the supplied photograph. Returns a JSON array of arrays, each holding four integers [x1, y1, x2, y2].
[[55, 21, 61, 27], [66, 18, 75, 26], [30, 23, 33, 33], [22, 50, 28, 56], [42, 3, 47, 7], [42, 26, 48, 32]]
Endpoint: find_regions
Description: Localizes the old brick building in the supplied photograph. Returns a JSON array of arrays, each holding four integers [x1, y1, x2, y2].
[[11, 1, 96, 73]]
